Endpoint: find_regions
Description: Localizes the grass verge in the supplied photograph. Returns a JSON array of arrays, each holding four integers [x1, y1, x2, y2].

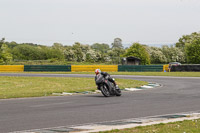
[[0, 76, 147, 99], [99, 119, 200, 133], [109, 72, 200, 77], [1, 72, 200, 77]]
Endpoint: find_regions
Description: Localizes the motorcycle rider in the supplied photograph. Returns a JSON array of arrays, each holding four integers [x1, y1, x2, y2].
[[95, 69, 119, 89]]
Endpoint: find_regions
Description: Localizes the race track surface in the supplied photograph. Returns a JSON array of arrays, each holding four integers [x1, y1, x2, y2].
[[0, 73, 200, 132]]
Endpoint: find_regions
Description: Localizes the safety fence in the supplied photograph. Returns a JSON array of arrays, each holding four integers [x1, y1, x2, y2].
[[171, 65, 200, 72], [118, 65, 163, 72], [71, 65, 118, 72], [0, 65, 169, 72], [0, 65, 24, 72], [24, 65, 71, 72]]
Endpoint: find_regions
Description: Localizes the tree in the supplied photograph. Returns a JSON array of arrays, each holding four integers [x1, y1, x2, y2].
[[161, 45, 185, 63], [52, 43, 64, 51], [176, 32, 200, 63], [91, 43, 110, 53], [108, 48, 125, 64], [11, 44, 58, 60], [91, 43, 112, 62], [64, 46, 75, 61], [111, 38, 123, 49], [0, 43, 13, 64], [185, 38, 200, 64], [72, 42, 85, 62], [176, 32, 200, 49], [85, 49, 102, 62], [12, 44, 37, 60], [0, 38, 5, 49], [145, 46, 167, 64], [123, 43, 150, 65], [46, 48, 64, 60], [7, 41, 18, 49]]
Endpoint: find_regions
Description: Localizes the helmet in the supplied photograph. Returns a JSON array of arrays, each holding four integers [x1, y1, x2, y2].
[[95, 69, 101, 75]]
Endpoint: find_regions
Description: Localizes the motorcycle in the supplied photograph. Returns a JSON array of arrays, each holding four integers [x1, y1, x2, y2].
[[95, 74, 121, 97]]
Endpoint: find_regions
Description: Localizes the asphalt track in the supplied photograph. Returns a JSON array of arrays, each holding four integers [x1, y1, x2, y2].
[[0, 73, 200, 132]]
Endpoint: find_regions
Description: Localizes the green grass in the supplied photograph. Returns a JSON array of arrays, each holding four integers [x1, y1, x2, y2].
[[3, 72, 199, 77], [0, 76, 147, 99], [1, 71, 200, 77], [1, 71, 199, 99], [99, 119, 200, 133], [109, 72, 200, 77]]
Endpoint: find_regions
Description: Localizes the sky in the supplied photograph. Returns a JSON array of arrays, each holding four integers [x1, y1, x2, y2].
[[0, 0, 200, 47]]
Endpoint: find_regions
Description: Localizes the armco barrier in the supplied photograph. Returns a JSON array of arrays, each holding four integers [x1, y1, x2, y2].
[[71, 65, 118, 72], [24, 65, 71, 72], [0, 65, 24, 72], [171, 65, 200, 72], [118, 65, 163, 72]]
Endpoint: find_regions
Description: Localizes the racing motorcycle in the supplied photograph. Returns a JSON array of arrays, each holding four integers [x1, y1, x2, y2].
[[95, 74, 121, 97]]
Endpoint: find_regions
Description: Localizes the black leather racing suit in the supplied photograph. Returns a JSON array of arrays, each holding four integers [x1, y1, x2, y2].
[[95, 72, 116, 90]]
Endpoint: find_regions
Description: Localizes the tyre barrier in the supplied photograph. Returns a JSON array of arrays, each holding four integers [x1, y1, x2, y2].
[[0, 65, 170, 72], [171, 65, 200, 72], [0, 65, 24, 72], [118, 65, 163, 72], [71, 65, 118, 72], [24, 65, 71, 72]]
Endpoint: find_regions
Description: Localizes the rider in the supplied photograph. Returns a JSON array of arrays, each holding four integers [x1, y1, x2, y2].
[[95, 69, 118, 89]]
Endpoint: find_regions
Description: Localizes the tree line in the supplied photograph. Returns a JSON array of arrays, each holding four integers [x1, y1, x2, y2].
[[0, 32, 200, 65]]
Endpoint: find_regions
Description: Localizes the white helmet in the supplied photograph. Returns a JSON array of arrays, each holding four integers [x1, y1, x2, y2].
[[95, 69, 101, 75]]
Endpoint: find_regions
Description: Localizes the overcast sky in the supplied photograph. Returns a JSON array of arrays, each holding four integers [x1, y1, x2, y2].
[[0, 0, 200, 47]]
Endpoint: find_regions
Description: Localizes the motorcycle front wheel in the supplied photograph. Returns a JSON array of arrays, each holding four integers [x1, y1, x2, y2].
[[100, 85, 111, 97], [115, 89, 121, 96]]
